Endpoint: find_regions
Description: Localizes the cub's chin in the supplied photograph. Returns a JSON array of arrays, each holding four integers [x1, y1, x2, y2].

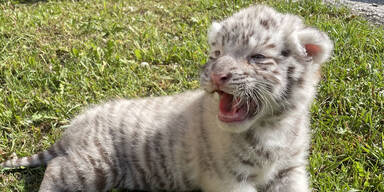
[[215, 117, 257, 133]]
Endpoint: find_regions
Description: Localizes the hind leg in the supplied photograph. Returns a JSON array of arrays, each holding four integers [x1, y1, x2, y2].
[[38, 157, 69, 192], [39, 156, 84, 192], [39, 155, 115, 192]]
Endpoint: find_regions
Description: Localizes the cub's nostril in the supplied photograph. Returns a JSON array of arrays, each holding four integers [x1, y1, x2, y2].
[[220, 73, 232, 82], [211, 72, 232, 86]]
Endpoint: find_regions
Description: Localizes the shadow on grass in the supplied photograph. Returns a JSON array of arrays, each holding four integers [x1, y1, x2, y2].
[[2, 166, 45, 192]]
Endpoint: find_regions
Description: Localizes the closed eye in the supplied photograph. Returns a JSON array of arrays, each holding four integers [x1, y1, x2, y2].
[[248, 53, 266, 64], [250, 54, 265, 59]]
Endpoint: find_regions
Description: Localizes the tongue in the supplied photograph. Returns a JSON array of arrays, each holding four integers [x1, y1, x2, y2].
[[218, 92, 247, 122], [219, 93, 235, 113]]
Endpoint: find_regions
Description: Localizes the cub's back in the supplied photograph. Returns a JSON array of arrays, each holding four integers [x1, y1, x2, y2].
[[55, 89, 205, 191]]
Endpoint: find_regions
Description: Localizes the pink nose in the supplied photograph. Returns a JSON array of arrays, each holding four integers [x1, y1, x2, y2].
[[211, 73, 232, 86]]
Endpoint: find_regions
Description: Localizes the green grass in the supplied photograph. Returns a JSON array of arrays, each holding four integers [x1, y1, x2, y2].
[[0, 0, 383, 191]]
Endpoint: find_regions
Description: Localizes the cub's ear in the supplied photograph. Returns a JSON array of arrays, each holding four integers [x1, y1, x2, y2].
[[207, 22, 222, 46], [289, 28, 333, 64]]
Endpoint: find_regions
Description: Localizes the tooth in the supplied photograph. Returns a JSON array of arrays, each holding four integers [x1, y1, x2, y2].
[[214, 92, 220, 100]]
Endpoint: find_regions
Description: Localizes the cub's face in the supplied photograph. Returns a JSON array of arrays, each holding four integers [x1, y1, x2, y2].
[[200, 5, 332, 133]]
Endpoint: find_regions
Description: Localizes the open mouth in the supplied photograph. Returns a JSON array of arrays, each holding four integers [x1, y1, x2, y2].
[[216, 91, 250, 123]]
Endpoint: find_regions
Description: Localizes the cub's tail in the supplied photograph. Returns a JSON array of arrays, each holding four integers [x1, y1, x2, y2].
[[0, 142, 63, 168]]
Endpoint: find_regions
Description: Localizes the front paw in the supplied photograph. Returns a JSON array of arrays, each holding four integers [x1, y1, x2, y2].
[[202, 182, 257, 192], [231, 184, 257, 192]]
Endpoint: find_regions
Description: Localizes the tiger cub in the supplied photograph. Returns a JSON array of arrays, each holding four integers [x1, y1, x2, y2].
[[1, 5, 332, 192]]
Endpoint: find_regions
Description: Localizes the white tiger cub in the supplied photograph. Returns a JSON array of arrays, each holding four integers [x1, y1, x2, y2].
[[0, 5, 332, 192]]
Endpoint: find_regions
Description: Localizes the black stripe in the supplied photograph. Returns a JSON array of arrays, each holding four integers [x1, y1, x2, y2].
[[47, 146, 58, 157], [199, 97, 223, 179], [94, 137, 117, 187], [109, 126, 127, 188], [277, 166, 298, 179], [239, 158, 255, 167], [168, 124, 182, 190], [255, 148, 273, 161], [116, 127, 131, 187], [223, 159, 240, 179], [283, 66, 296, 100], [144, 134, 166, 189], [130, 152, 147, 190], [143, 136, 152, 176], [152, 131, 170, 189], [297, 77, 305, 87], [180, 146, 192, 189], [131, 119, 148, 190], [59, 165, 68, 188], [121, 127, 139, 189], [112, 103, 136, 189], [239, 153, 261, 168], [261, 166, 300, 191], [176, 116, 194, 190], [239, 132, 273, 162], [71, 154, 87, 189], [236, 173, 247, 183], [94, 138, 113, 167], [197, 99, 208, 172], [92, 113, 113, 191], [56, 141, 66, 155], [38, 152, 45, 163], [235, 134, 263, 167], [87, 155, 106, 191], [244, 130, 260, 146], [95, 105, 120, 189], [232, 140, 259, 168], [232, 76, 246, 82], [106, 101, 124, 188]]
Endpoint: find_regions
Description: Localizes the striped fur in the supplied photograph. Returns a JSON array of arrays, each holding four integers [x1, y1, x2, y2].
[[1, 5, 332, 192], [0, 143, 62, 168]]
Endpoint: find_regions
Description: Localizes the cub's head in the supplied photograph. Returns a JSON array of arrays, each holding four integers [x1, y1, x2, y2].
[[200, 5, 333, 133]]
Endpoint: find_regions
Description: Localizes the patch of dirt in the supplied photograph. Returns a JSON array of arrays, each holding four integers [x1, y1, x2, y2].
[[324, 0, 384, 26]]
